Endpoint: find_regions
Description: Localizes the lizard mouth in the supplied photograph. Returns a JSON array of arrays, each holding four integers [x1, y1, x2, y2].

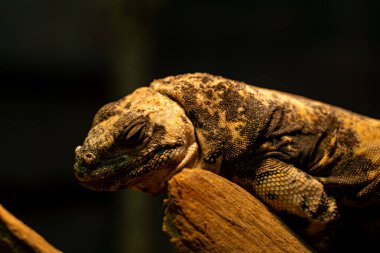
[[74, 161, 168, 192], [74, 162, 136, 191], [73, 144, 184, 191], [74, 168, 138, 191]]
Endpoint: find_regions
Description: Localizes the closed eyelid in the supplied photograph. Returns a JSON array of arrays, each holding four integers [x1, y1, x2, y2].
[[123, 116, 148, 135], [126, 123, 145, 140]]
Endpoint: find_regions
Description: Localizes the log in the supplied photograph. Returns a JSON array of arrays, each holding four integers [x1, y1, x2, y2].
[[163, 169, 313, 253], [0, 204, 62, 253]]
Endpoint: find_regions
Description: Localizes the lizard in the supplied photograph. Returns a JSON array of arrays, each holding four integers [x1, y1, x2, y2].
[[74, 73, 380, 252]]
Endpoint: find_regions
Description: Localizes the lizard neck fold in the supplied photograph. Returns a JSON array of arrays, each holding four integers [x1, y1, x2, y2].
[[151, 73, 272, 169]]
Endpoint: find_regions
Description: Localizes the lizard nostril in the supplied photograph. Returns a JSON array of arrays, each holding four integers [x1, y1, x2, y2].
[[83, 152, 96, 165]]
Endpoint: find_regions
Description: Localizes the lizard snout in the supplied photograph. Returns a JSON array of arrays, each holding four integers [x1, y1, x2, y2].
[[75, 146, 97, 165]]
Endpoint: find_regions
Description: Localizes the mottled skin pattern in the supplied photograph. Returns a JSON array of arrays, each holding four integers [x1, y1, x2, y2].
[[74, 73, 379, 251]]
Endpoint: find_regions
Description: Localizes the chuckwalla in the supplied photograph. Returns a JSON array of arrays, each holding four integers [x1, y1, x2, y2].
[[74, 73, 379, 251]]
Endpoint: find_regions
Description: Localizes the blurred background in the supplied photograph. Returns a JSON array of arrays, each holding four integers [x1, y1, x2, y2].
[[0, 0, 379, 252]]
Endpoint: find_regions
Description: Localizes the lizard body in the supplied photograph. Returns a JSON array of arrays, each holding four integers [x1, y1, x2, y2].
[[74, 73, 379, 251]]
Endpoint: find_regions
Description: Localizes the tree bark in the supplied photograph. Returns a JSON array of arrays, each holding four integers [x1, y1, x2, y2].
[[0, 204, 61, 253], [163, 168, 313, 253]]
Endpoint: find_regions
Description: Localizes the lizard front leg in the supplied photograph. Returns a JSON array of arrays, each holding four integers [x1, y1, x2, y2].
[[247, 158, 338, 236]]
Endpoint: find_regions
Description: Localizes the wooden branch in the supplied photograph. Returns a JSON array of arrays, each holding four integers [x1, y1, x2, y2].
[[0, 204, 62, 253], [163, 169, 313, 253]]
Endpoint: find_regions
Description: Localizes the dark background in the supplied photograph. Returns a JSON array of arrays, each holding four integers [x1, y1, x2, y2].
[[1, 0, 379, 252]]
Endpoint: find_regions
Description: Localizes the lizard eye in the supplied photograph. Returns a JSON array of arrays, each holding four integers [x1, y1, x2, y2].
[[124, 123, 146, 146]]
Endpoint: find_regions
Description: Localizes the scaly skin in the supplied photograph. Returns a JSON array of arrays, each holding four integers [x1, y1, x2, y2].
[[74, 73, 379, 251]]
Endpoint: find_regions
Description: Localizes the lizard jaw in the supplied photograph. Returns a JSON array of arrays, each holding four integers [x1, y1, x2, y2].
[[74, 141, 199, 193], [165, 142, 199, 179], [126, 141, 200, 195]]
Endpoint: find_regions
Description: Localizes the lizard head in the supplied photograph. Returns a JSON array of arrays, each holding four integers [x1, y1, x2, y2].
[[74, 87, 199, 194]]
